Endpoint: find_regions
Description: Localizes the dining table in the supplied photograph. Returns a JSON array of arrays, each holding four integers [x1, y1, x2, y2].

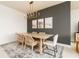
[[21, 32, 53, 54]]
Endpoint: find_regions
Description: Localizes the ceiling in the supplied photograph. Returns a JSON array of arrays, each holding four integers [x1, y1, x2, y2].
[[71, 1, 79, 10], [0, 1, 79, 14], [0, 1, 64, 14]]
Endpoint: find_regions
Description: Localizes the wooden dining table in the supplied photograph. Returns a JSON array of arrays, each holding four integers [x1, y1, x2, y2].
[[21, 32, 53, 54]]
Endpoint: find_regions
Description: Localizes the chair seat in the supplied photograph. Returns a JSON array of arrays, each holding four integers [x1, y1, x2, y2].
[[32, 41, 38, 46], [25, 41, 37, 46], [44, 41, 54, 47]]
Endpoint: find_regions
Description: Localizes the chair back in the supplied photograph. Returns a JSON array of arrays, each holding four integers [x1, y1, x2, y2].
[[53, 34, 58, 47], [39, 32, 45, 35], [25, 35, 35, 45], [16, 34, 24, 40], [32, 32, 37, 34]]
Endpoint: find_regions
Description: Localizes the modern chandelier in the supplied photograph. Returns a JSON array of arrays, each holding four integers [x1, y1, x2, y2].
[[27, 1, 40, 19]]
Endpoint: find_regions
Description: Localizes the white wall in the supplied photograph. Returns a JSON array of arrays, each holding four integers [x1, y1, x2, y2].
[[0, 5, 27, 45], [71, 9, 79, 41]]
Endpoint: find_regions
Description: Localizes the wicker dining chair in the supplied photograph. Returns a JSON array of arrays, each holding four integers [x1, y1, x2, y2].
[[16, 33, 25, 47], [24, 35, 38, 52]]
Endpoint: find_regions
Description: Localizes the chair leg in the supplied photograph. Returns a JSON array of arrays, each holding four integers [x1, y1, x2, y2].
[[31, 46, 34, 56], [54, 50, 56, 57], [32, 46, 34, 53], [22, 42, 24, 47], [53, 47, 56, 57], [55, 45, 57, 52], [24, 43, 26, 49], [43, 44, 49, 53]]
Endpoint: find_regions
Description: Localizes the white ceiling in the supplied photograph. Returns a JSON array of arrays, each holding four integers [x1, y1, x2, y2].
[[0, 1, 79, 14], [0, 1, 64, 14], [71, 1, 79, 10]]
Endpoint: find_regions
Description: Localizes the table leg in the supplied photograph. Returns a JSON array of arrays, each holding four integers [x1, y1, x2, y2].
[[76, 42, 79, 52], [40, 39, 43, 54]]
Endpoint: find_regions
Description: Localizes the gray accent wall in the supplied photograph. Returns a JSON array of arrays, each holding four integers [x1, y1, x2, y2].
[[27, 1, 71, 45]]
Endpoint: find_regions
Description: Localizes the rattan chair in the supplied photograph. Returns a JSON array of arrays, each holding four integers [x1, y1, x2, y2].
[[16, 33, 25, 46], [24, 35, 37, 52]]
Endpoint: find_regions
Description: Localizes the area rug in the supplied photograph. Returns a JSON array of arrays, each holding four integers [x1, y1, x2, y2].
[[1, 42, 64, 58]]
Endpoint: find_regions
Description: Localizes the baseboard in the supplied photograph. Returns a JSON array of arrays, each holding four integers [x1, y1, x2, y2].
[[0, 41, 16, 46], [57, 43, 71, 48], [71, 40, 76, 43]]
